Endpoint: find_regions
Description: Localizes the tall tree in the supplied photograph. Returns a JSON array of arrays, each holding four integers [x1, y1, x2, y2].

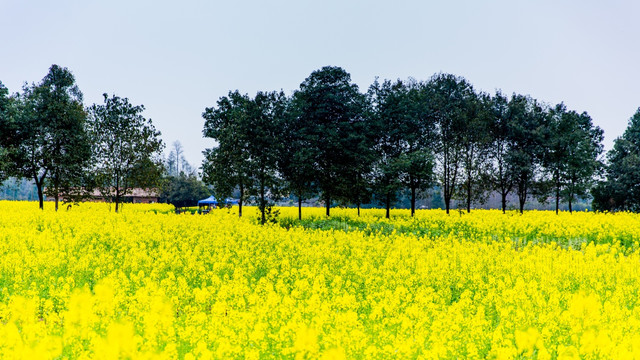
[[543, 103, 569, 214], [457, 91, 492, 212], [280, 97, 316, 221], [1, 85, 48, 208], [487, 92, 515, 213], [404, 81, 435, 216], [368, 79, 404, 219], [87, 94, 164, 212], [561, 111, 603, 212], [202, 91, 252, 217], [544, 105, 603, 213], [0, 82, 12, 182], [36, 66, 92, 210], [293, 66, 368, 217], [0, 65, 91, 210], [169, 141, 185, 176], [245, 91, 287, 224], [592, 108, 640, 212], [507, 94, 547, 213], [426, 73, 476, 214], [369, 79, 433, 218], [166, 140, 194, 177]]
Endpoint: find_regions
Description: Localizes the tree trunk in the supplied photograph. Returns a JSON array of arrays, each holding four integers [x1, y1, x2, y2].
[[260, 174, 266, 225], [36, 180, 44, 210], [238, 183, 244, 217], [410, 184, 416, 217], [53, 174, 59, 212], [357, 203, 361, 217], [385, 192, 390, 219], [466, 178, 471, 213], [501, 191, 507, 214], [518, 179, 527, 214], [445, 192, 450, 215], [555, 185, 560, 215], [569, 198, 573, 213], [325, 194, 330, 217], [298, 196, 302, 221], [115, 186, 120, 213], [114, 175, 120, 213]]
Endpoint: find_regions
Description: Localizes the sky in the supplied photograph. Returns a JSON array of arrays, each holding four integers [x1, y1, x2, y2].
[[1, 0, 638, 169]]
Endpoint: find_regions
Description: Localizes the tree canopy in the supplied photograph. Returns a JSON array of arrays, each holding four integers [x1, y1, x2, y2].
[[87, 94, 164, 212]]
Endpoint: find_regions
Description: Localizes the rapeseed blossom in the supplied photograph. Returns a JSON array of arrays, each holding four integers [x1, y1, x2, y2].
[[1, 201, 640, 358]]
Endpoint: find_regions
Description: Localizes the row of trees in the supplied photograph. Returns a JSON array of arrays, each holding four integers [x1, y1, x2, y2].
[[0, 65, 165, 212], [202, 66, 606, 222], [3, 64, 637, 217]]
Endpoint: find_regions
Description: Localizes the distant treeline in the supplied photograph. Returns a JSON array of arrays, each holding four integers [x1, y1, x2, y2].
[[201, 66, 640, 222]]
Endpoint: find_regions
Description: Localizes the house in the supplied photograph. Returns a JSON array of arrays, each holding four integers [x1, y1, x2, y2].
[[91, 188, 159, 204]]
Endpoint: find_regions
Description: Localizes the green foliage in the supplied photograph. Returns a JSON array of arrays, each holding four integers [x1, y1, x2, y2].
[[425, 73, 477, 214], [592, 108, 640, 211], [486, 91, 515, 213], [368, 78, 433, 218], [87, 94, 164, 212], [456, 91, 493, 212], [202, 90, 287, 223], [544, 104, 604, 213], [246, 91, 288, 224], [505, 94, 547, 213], [0, 81, 11, 182], [160, 174, 210, 209], [202, 91, 252, 216], [0, 65, 92, 210], [293, 66, 371, 217]]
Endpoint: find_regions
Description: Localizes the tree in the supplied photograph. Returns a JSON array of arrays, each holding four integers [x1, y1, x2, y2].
[[0, 85, 47, 208], [507, 94, 547, 213], [293, 66, 368, 217], [545, 105, 604, 213], [279, 98, 316, 221], [487, 91, 515, 213], [203, 90, 288, 223], [561, 111, 603, 212], [404, 81, 435, 217], [36, 66, 92, 210], [160, 173, 210, 210], [368, 79, 402, 218], [166, 140, 194, 177], [202, 91, 252, 217], [87, 94, 164, 212], [0, 82, 12, 182], [542, 103, 569, 214], [426, 73, 476, 214], [0, 65, 91, 210], [457, 91, 492, 212], [592, 108, 640, 212], [368, 78, 432, 218], [245, 91, 287, 224]]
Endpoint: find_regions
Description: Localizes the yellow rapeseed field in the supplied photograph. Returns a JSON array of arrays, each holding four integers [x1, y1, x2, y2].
[[1, 201, 640, 359]]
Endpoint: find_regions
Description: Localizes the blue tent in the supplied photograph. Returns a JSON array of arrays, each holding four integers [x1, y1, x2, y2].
[[198, 196, 218, 206]]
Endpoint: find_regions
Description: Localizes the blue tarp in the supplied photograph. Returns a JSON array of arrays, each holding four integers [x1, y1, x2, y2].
[[225, 198, 239, 205], [198, 196, 218, 205]]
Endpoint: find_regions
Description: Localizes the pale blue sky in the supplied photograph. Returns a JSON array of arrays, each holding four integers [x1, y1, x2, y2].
[[1, 0, 638, 168]]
